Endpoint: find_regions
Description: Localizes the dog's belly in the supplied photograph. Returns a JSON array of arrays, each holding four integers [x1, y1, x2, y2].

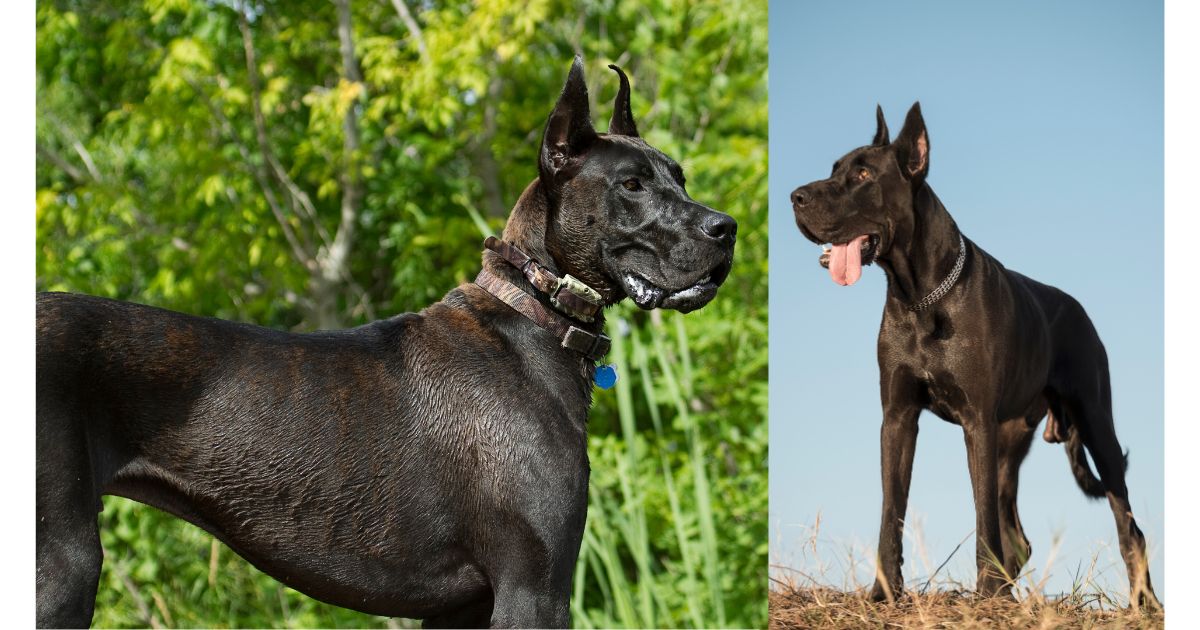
[[916, 355, 1049, 425], [247, 544, 490, 618], [107, 459, 491, 619], [908, 340, 1051, 425]]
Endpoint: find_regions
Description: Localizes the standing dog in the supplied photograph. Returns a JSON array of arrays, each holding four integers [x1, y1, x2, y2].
[[36, 57, 736, 628], [789, 103, 1159, 609]]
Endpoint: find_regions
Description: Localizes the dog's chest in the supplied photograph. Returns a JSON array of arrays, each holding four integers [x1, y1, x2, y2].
[[881, 309, 980, 424], [918, 369, 970, 425]]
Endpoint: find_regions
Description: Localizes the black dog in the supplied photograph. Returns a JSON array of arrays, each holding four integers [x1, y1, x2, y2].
[[790, 103, 1160, 609], [36, 57, 735, 628]]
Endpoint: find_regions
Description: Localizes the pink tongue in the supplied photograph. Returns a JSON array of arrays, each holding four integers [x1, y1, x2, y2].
[[828, 235, 869, 286]]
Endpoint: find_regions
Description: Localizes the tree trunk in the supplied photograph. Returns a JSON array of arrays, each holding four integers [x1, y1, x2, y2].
[[311, 0, 366, 330]]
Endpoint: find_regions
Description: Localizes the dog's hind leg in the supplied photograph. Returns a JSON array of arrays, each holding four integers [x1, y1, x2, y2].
[[36, 404, 104, 628], [997, 416, 1037, 585], [1069, 394, 1162, 611], [1048, 296, 1160, 610]]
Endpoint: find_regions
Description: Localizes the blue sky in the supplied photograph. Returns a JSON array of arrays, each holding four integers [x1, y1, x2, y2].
[[768, 0, 1164, 601]]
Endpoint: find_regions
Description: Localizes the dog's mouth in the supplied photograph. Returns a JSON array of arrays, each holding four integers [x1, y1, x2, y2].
[[818, 234, 878, 286], [621, 259, 732, 313]]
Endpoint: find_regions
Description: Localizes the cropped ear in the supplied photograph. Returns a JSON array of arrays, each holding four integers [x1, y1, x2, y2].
[[539, 56, 598, 190], [607, 64, 639, 137], [872, 104, 889, 146], [893, 101, 929, 180]]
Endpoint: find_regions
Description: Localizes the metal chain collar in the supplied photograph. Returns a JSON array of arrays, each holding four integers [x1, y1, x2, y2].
[[908, 234, 966, 312]]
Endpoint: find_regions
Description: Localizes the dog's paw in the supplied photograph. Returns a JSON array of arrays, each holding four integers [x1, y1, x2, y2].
[[868, 579, 902, 604], [1134, 588, 1164, 614]]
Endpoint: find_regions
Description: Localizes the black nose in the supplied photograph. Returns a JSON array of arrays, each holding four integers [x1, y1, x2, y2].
[[700, 212, 737, 242], [791, 187, 811, 207]]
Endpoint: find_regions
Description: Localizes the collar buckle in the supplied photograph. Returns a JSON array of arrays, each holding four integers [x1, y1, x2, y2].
[[551, 274, 603, 322], [562, 326, 612, 361]]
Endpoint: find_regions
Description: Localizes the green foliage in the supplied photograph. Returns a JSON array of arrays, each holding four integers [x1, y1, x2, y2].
[[37, 0, 767, 627]]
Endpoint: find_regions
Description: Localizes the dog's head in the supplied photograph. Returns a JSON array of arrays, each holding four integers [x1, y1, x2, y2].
[[790, 102, 930, 286], [526, 57, 735, 313]]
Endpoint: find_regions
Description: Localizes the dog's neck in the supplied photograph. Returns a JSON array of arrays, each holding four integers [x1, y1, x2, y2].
[[483, 181, 608, 337], [496, 181, 558, 276], [503, 181, 625, 304], [877, 184, 965, 309]]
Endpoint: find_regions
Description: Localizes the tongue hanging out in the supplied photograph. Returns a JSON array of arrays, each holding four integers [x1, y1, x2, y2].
[[828, 235, 870, 286]]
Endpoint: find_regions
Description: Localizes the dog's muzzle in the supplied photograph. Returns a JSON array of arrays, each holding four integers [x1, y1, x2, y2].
[[619, 255, 732, 313]]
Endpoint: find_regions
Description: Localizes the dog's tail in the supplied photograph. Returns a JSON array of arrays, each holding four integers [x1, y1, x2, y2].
[[1065, 426, 1125, 500]]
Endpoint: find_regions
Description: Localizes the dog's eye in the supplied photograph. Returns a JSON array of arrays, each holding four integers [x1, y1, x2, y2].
[[854, 167, 871, 182], [623, 178, 643, 192]]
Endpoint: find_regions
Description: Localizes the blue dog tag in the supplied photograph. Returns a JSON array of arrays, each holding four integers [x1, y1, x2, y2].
[[594, 364, 618, 390]]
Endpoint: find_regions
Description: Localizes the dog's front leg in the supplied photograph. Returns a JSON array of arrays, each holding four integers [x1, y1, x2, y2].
[[477, 510, 581, 629], [486, 560, 574, 629], [962, 415, 1008, 597], [869, 397, 920, 603]]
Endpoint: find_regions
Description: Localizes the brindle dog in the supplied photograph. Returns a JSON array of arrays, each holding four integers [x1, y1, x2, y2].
[[790, 103, 1159, 610], [36, 57, 735, 628]]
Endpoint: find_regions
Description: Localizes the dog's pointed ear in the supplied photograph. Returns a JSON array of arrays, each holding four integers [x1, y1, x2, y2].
[[607, 64, 639, 137], [540, 56, 598, 187], [893, 101, 929, 180], [872, 104, 889, 146]]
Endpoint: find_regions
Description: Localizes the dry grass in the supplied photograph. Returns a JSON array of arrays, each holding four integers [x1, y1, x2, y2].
[[769, 584, 1163, 629], [769, 518, 1164, 629]]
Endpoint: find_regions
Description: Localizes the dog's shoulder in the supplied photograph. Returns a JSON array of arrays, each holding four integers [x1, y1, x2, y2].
[[412, 284, 509, 351]]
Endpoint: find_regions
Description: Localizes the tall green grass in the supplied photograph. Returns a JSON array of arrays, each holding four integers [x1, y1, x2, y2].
[[573, 304, 768, 629]]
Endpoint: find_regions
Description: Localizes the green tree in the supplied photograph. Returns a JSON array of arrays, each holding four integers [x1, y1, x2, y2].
[[37, 0, 767, 626]]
